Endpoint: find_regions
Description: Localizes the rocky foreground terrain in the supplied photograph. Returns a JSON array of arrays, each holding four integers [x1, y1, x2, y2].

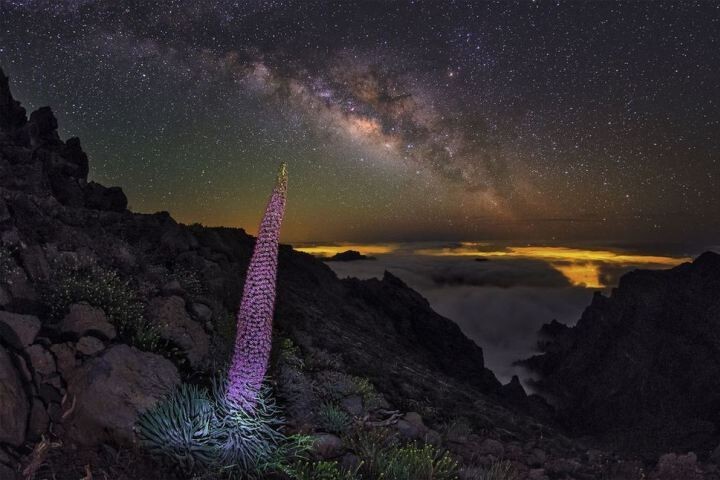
[[0, 66, 717, 479], [522, 251, 720, 459]]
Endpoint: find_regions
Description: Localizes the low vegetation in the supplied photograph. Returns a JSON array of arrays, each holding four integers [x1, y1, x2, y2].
[[42, 263, 159, 350], [318, 402, 352, 434], [137, 380, 309, 478], [344, 428, 459, 480]]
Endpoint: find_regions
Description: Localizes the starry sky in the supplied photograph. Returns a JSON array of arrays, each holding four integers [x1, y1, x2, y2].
[[1, 1, 718, 245]]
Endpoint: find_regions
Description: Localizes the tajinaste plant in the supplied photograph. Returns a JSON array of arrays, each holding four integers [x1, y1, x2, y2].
[[227, 162, 288, 409]]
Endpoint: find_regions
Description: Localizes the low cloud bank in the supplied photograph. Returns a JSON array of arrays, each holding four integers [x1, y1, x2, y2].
[[327, 253, 593, 384]]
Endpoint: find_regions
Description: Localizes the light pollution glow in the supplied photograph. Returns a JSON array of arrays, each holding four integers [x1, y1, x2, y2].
[[296, 243, 691, 289]]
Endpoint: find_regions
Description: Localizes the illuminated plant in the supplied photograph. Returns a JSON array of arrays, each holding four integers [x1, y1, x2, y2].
[[137, 380, 289, 477], [227, 162, 288, 409]]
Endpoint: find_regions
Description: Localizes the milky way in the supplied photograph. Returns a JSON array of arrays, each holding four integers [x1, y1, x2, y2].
[[0, 1, 718, 245]]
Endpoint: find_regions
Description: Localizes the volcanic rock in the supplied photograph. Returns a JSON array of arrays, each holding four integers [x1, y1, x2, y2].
[[146, 295, 209, 367], [61, 303, 117, 340], [0, 311, 41, 348], [83, 181, 127, 212], [522, 252, 720, 455], [65, 344, 180, 445]]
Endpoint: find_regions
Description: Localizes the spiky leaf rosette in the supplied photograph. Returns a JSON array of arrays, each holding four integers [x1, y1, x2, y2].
[[211, 381, 286, 474], [137, 380, 288, 477], [136, 383, 217, 472], [227, 163, 288, 409]]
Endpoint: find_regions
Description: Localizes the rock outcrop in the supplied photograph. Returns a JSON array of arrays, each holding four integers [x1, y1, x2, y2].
[[65, 345, 180, 445], [522, 252, 720, 456]]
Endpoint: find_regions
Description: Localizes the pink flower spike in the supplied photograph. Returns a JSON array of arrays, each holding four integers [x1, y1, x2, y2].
[[226, 163, 288, 409]]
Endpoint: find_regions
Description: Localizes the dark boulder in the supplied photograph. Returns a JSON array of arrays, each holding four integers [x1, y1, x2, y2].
[[146, 295, 209, 367], [60, 303, 117, 341], [65, 344, 180, 446]]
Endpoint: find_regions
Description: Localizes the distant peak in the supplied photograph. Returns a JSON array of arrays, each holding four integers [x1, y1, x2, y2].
[[694, 251, 720, 265]]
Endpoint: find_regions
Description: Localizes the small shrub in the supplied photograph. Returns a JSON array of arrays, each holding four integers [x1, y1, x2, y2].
[[381, 443, 458, 480], [460, 461, 521, 480], [345, 428, 396, 477], [346, 429, 458, 480], [442, 417, 473, 440], [318, 402, 351, 434], [315, 372, 360, 401], [351, 377, 384, 410], [316, 372, 383, 409], [286, 460, 361, 480], [173, 265, 205, 296], [278, 337, 305, 369], [405, 398, 439, 420], [42, 263, 159, 350], [137, 380, 295, 478]]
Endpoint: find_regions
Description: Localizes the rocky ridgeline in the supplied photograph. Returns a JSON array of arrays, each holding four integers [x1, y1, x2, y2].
[[0, 67, 713, 479], [523, 252, 720, 461]]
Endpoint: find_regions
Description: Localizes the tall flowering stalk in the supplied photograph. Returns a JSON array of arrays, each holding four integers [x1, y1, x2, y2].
[[227, 163, 288, 409]]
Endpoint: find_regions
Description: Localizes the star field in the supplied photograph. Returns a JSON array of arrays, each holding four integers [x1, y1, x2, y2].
[[0, 1, 718, 245]]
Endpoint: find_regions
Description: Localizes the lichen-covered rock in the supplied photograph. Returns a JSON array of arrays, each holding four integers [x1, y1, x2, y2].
[[0, 345, 28, 446], [65, 344, 180, 445]]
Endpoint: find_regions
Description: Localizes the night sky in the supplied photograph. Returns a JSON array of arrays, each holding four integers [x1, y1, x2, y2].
[[1, 1, 718, 245]]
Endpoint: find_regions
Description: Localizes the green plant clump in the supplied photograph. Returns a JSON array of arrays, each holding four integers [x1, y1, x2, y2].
[[345, 429, 458, 480], [351, 377, 384, 410], [318, 402, 352, 434], [380, 443, 458, 480], [138, 380, 306, 478], [286, 460, 361, 480], [278, 337, 305, 369], [42, 264, 159, 350]]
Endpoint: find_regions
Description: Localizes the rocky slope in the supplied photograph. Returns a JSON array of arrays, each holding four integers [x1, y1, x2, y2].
[[522, 252, 720, 460], [0, 66, 715, 479]]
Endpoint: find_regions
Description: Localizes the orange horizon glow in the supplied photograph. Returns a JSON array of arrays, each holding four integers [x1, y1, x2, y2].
[[414, 244, 691, 288], [293, 242, 691, 289], [293, 243, 399, 257]]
